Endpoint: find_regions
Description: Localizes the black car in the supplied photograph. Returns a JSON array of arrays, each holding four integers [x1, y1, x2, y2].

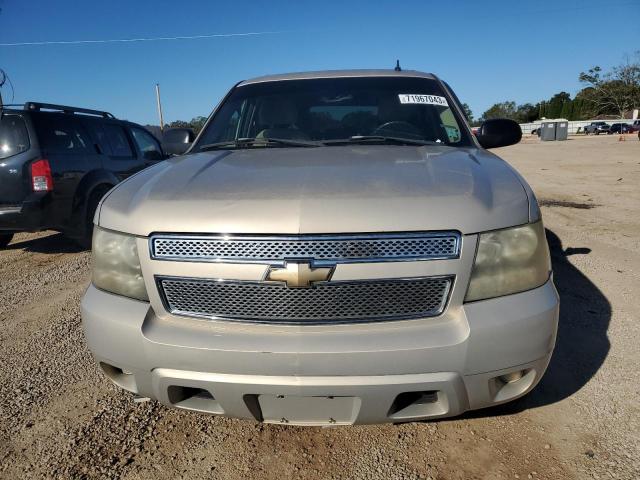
[[0, 102, 167, 248], [608, 123, 633, 134]]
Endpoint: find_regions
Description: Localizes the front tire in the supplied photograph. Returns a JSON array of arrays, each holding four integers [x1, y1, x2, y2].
[[0, 233, 14, 249], [77, 186, 111, 249]]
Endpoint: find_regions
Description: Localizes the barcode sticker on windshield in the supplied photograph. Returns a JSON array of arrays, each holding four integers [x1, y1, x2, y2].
[[398, 94, 448, 106]]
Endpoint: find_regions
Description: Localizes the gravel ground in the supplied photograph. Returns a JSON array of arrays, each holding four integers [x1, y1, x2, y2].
[[0, 135, 638, 479]]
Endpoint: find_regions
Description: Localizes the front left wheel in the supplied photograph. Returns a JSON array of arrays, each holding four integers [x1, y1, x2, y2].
[[77, 186, 112, 249], [0, 233, 14, 249]]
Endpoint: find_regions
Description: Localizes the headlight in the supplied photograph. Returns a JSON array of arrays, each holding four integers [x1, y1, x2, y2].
[[465, 221, 551, 302], [92, 227, 149, 301]]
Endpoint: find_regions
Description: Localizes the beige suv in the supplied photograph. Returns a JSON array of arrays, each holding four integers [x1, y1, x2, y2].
[[82, 70, 559, 425]]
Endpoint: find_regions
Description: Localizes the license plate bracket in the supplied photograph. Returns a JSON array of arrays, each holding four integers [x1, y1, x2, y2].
[[257, 394, 360, 426]]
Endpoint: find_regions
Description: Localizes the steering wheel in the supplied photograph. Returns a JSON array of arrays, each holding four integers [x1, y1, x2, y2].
[[371, 121, 423, 138]]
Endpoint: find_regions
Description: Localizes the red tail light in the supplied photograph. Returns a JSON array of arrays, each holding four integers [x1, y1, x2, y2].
[[31, 159, 53, 192]]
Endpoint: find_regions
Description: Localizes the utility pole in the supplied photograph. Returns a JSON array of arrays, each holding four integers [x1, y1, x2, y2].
[[155, 83, 164, 132]]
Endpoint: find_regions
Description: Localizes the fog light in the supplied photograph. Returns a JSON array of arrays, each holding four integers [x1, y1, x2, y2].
[[99, 362, 138, 393], [499, 370, 526, 384], [490, 369, 536, 402], [167, 385, 224, 414]]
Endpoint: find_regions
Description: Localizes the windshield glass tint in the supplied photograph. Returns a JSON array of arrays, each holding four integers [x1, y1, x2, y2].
[[196, 77, 471, 148], [0, 115, 30, 159]]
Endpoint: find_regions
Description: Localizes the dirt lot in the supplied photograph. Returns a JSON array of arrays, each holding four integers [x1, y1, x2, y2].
[[0, 135, 638, 479]]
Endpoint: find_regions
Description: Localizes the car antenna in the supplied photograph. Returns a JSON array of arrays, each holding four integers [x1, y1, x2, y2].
[[394, 60, 402, 72]]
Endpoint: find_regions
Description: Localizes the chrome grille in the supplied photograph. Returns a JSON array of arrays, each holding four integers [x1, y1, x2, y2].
[[157, 276, 453, 324], [151, 233, 460, 264]]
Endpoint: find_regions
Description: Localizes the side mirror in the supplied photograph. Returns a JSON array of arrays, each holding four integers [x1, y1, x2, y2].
[[162, 128, 195, 156], [162, 141, 192, 156], [476, 118, 522, 149], [143, 150, 164, 162]]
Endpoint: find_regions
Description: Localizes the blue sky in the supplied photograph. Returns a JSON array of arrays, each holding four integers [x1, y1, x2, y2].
[[1, 0, 638, 125]]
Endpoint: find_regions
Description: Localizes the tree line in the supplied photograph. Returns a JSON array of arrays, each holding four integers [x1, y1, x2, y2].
[[166, 116, 208, 134], [467, 52, 640, 125]]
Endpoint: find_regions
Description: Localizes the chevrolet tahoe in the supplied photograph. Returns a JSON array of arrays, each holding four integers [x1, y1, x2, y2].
[[81, 69, 559, 425]]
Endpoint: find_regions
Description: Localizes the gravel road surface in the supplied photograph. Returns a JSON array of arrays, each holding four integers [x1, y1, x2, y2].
[[0, 135, 638, 479]]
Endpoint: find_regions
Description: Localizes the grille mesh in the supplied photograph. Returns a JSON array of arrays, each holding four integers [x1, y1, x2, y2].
[[151, 234, 459, 263], [158, 276, 452, 324]]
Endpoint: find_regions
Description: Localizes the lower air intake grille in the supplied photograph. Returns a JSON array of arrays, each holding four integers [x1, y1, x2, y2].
[[157, 276, 453, 325]]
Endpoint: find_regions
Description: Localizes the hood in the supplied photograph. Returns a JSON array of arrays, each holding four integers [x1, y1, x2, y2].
[[98, 145, 530, 236]]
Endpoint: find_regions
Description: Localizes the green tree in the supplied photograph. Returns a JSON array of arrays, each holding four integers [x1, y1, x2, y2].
[[168, 119, 190, 129], [579, 53, 640, 118], [538, 101, 547, 119], [189, 116, 208, 134], [545, 92, 571, 118], [480, 101, 541, 123], [168, 116, 208, 134], [461, 103, 474, 123], [479, 101, 517, 122], [560, 101, 573, 120], [570, 94, 592, 120], [515, 103, 539, 123]]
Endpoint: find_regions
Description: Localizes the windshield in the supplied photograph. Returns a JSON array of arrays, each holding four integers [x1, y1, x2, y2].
[[195, 77, 472, 149]]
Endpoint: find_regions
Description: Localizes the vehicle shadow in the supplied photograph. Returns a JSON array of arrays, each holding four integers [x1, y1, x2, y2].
[[6, 232, 85, 254], [452, 228, 611, 420]]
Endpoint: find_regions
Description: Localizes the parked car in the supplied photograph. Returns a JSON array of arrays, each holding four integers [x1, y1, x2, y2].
[[583, 121, 610, 135], [608, 123, 633, 134], [0, 102, 167, 248], [631, 120, 640, 132], [82, 70, 558, 425]]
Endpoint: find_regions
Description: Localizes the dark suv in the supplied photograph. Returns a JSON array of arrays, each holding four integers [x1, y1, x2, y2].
[[0, 102, 166, 248], [608, 123, 633, 134]]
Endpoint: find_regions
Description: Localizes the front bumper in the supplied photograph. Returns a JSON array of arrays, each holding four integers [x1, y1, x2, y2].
[[81, 278, 559, 425]]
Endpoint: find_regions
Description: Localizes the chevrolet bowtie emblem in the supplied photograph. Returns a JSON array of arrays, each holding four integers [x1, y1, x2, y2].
[[265, 261, 334, 288]]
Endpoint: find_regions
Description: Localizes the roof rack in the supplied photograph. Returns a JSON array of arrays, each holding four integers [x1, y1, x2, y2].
[[24, 102, 115, 119]]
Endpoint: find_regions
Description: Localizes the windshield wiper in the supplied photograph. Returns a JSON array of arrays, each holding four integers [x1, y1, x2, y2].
[[199, 137, 323, 151], [324, 136, 440, 147], [262, 137, 324, 147], [198, 138, 253, 151]]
